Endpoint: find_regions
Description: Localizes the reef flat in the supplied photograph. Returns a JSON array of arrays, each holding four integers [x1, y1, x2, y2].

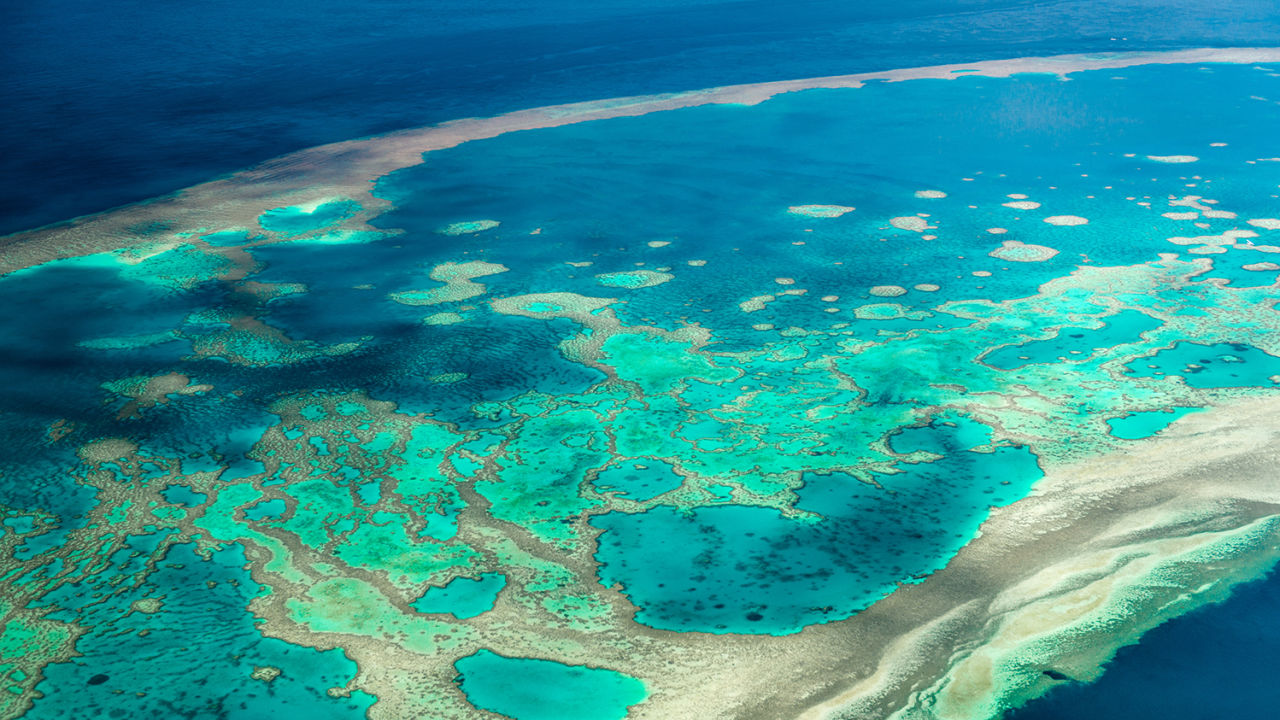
[[4, 49, 1280, 720], [793, 398, 1280, 719]]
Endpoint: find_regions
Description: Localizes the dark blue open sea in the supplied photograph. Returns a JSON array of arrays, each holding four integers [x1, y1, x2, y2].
[[5, 2, 1280, 719], [1009, 567, 1280, 719], [6, 0, 1280, 236]]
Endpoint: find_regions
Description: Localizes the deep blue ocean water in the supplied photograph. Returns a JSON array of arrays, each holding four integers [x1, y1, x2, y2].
[[6, 0, 1280, 236], [1010, 569, 1280, 720]]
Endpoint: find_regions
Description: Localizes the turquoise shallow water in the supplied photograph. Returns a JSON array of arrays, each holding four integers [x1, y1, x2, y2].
[[592, 419, 1042, 634], [27, 543, 375, 720], [259, 200, 362, 236], [161, 484, 207, 507], [455, 650, 647, 720], [984, 310, 1164, 370], [591, 460, 685, 502], [1125, 342, 1280, 388], [412, 573, 507, 618], [4, 57, 1280, 718], [1106, 407, 1203, 440]]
